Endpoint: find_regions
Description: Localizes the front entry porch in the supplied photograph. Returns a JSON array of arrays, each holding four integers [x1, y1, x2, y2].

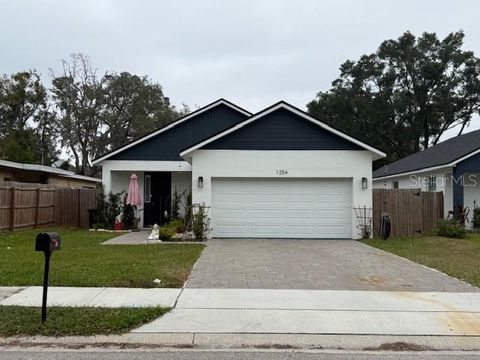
[[102, 162, 192, 227]]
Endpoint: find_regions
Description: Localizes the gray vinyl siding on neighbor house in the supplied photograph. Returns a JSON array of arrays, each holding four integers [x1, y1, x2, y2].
[[109, 104, 249, 161], [203, 108, 364, 150]]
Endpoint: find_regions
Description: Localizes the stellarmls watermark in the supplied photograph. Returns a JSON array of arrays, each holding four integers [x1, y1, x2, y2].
[[409, 174, 479, 188]]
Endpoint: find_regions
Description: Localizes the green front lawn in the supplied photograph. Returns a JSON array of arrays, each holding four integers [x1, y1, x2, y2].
[[0, 306, 169, 336], [0, 228, 203, 288], [362, 233, 480, 288]]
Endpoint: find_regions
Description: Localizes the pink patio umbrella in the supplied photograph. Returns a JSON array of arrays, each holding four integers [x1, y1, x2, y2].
[[126, 174, 142, 207]]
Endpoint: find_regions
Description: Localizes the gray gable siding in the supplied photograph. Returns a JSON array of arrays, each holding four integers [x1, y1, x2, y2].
[[110, 104, 249, 161], [203, 108, 363, 151]]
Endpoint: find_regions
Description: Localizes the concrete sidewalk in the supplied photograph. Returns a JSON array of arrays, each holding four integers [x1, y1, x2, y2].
[[133, 288, 480, 336], [2, 286, 480, 338], [0, 286, 180, 308], [1, 286, 480, 350]]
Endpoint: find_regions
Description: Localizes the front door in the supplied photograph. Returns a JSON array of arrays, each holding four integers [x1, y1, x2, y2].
[[144, 172, 171, 226]]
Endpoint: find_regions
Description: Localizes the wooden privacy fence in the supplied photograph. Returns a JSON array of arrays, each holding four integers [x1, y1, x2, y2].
[[373, 189, 444, 237], [0, 185, 96, 231]]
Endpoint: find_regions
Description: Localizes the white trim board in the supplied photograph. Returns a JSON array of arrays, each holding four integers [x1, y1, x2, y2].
[[101, 160, 192, 172], [180, 102, 386, 160], [373, 166, 452, 181], [92, 99, 251, 165]]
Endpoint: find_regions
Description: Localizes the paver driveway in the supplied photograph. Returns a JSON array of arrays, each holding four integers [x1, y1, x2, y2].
[[186, 239, 478, 291]]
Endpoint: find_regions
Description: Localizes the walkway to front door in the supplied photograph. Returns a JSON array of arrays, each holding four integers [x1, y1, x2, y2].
[[186, 239, 477, 291]]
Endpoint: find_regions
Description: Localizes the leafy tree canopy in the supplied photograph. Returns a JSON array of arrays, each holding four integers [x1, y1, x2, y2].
[[51, 54, 186, 176], [307, 31, 480, 164], [0, 70, 58, 164]]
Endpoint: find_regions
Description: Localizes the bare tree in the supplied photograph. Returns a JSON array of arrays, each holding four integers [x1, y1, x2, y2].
[[51, 54, 106, 175]]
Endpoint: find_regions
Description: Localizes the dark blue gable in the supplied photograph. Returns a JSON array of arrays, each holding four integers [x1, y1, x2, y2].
[[203, 108, 363, 150], [452, 151, 480, 207], [110, 104, 249, 161]]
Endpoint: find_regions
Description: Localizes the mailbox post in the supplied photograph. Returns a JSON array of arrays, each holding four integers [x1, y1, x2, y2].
[[35, 232, 61, 323]]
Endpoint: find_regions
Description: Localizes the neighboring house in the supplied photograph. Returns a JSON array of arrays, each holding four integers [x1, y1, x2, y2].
[[93, 99, 385, 239], [0, 159, 101, 189], [373, 129, 480, 223]]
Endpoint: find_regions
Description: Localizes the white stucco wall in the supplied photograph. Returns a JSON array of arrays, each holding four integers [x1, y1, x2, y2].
[[190, 150, 375, 239], [463, 172, 480, 227], [171, 171, 192, 217]]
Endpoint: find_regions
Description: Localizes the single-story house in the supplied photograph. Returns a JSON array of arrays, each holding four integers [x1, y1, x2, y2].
[[0, 159, 101, 189], [93, 99, 385, 239], [373, 129, 480, 223]]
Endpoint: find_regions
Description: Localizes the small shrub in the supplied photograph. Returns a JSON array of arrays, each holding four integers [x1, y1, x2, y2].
[[436, 219, 466, 238], [183, 190, 193, 231], [472, 207, 480, 230], [168, 218, 185, 233], [359, 225, 371, 239], [158, 225, 176, 240], [171, 187, 183, 220], [192, 203, 212, 240], [95, 187, 125, 229], [95, 185, 108, 229], [106, 191, 123, 229]]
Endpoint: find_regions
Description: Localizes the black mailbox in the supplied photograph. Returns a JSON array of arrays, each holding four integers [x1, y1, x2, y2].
[[35, 232, 61, 323], [35, 232, 61, 252]]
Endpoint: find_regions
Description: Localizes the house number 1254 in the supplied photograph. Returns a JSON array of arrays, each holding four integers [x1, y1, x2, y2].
[[276, 169, 288, 175]]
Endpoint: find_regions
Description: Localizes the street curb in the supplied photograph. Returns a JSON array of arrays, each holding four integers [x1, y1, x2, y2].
[[1, 333, 480, 351]]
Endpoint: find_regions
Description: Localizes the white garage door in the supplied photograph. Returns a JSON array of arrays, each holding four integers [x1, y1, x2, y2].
[[211, 178, 352, 239]]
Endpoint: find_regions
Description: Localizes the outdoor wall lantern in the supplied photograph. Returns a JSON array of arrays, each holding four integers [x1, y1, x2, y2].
[[198, 176, 204, 189], [361, 177, 368, 190]]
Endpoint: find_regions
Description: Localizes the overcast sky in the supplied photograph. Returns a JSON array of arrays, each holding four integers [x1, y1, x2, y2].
[[1, 0, 479, 136]]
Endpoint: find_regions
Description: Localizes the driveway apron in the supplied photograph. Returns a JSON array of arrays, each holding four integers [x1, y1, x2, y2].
[[186, 239, 477, 291]]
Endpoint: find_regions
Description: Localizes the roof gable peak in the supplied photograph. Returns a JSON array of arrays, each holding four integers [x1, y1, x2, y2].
[[92, 98, 251, 164], [180, 100, 386, 159]]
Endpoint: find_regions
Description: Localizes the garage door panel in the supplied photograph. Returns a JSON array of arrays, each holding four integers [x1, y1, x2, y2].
[[283, 209, 314, 218], [251, 224, 282, 233], [213, 209, 249, 219], [212, 178, 352, 239], [313, 210, 349, 220]]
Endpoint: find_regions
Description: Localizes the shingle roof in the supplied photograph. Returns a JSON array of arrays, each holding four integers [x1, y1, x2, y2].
[[373, 129, 480, 178], [0, 159, 101, 182]]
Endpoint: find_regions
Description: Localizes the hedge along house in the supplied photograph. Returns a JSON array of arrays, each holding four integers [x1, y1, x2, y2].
[[93, 99, 385, 239], [373, 129, 480, 226]]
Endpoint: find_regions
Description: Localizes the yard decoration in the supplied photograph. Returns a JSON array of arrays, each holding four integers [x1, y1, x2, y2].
[[126, 174, 143, 229], [147, 224, 161, 241]]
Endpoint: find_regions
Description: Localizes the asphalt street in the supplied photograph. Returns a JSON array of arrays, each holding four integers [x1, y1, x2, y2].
[[1, 349, 479, 360]]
